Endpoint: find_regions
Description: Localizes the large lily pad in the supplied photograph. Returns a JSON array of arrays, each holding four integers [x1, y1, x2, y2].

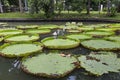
[[4, 34, 40, 42], [109, 24, 120, 28], [38, 24, 59, 29], [78, 27, 94, 31], [78, 52, 120, 76], [66, 34, 92, 41], [105, 36, 120, 42], [81, 39, 120, 50], [17, 25, 38, 29], [97, 28, 117, 32], [85, 31, 114, 37], [67, 29, 82, 33], [25, 29, 51, 34], [41, 37, 80, 49], [0, 30, 23, 36], [21, 53, 77, 78], [0, 42, 43, 57]]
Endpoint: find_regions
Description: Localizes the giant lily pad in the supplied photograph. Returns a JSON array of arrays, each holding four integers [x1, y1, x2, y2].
[[105, 36, 120, 42], [85, 31, 114, 37], [0, 30, 23, 36], [81, 39, 120, 50], [78, 52, 120, 76], [109, 24, 120, 28], [17, 25, 38, 29], [0, 42, 43, 57], [4, 34, 40, 42], [97, 28, 117, 32], [21, 53, 77, 78], [41, 37, 80, 49], [67, 29, 82, 33], [25, 29, 51, 34], [38, 24, 59, 29], [78, 27, 94, 31], [66, 34, 92, 41]]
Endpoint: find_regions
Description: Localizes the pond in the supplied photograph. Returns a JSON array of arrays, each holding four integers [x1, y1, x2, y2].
[[0, 22, 120, 80]]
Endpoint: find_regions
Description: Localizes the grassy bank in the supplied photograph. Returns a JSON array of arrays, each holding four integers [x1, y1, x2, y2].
[[0, 11, 120, 20]]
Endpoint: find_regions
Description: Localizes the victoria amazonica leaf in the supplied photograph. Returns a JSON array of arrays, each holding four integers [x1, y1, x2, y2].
[[0, 30, 23, 36], [78, 52, 120, 76], [4, 34, 39, 42], [0, 42, 43, 57], [25, 29, 51, 34], [66, 34, 92, 41], [81, 39, 120, 50], [21, 53, 78, 78], [41, 37, 80, 49]]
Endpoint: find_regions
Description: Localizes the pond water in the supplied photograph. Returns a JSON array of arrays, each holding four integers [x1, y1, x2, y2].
[[0, 22, 120, 80]]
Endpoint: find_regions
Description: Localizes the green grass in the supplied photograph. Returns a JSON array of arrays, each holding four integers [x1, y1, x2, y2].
[[0, 11, 119, 20]]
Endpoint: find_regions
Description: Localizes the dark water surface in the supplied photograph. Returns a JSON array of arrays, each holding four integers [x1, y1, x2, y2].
[[0, 22, 120, 80]]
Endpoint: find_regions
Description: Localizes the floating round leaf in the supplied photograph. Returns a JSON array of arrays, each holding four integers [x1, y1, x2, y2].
[[109, 24, 120, 28], [38, 24, 59, 29], [4, 34, 40, 42], [85, 31, 114, 36], [21, 53, 77, 78], [78, 52, 120, 76], [106, 36, 120, 42], [25, 29, 51, 34], [67, 29, 82, 33], [17, 25, 38, 29], [0, 30, 23, 36], [78, 27, 94, 31], [97, 28, 117, 32], [41, 37, 80, 49], [66, 34, 92, 41], [81, 39, 120, 50], [0, 42, 43, 57]]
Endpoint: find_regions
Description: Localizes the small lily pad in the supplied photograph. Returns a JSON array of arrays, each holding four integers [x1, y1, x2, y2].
[[21, 53, 78, 78], [81, 39, 120, 50], [78, 52, 120, 76], [41, 37, 80, 49], [4, 34, 40, 42], [0, 42, 43, 57]]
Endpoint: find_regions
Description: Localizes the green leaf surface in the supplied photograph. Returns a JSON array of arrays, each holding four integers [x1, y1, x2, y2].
[[0, 42, 43, 57], [41, 37, 80, 49], [25, 29, 51, 34], [81, 39, 120, 50], [78, 52, 120, 76], [21, 53, 77, 78], [4, 34, 40, 42], [66, 34, 92, 41]]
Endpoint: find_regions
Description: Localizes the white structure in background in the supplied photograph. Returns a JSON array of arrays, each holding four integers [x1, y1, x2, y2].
[[0, 0, 3, 13], [53, 31, 58, 39], [24, 0, 28, 11], [100, 4, 103, 12]]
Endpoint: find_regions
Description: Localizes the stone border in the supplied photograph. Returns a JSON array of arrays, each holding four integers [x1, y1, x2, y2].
[[0, 18, 119, 23]]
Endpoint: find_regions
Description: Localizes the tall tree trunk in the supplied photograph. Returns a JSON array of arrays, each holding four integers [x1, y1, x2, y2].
[[19, 0, 23, 13], [0, 0, 3, 13], [107, 0, 111, 15], [86, 0, 90, 15], [24, 0, 28, 11]]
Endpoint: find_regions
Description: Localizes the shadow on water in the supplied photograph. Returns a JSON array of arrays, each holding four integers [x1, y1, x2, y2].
[[0, 22, 120, 80]]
